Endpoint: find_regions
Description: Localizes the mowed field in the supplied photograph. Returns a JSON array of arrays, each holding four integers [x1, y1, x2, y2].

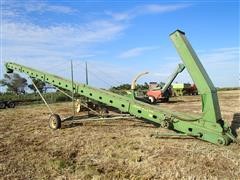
[[0, 90, 240, 179]]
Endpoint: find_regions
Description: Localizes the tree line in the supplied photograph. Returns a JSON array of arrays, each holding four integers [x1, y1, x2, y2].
[[0, 73, 46, 94], [0, 73, 151, 95]]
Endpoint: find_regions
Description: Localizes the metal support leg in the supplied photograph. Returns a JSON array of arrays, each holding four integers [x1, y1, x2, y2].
[[71, 60, 75, 120], [31, 78, 61, 129], [55, 86, 100, 115], [31, 78, 53, 115]]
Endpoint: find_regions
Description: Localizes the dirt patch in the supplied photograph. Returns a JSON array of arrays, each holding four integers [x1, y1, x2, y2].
[[0, 90, 239, 179]]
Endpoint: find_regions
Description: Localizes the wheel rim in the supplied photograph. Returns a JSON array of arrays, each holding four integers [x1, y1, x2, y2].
[[50, 118, 57, 128], [149, 97, 154, 103]]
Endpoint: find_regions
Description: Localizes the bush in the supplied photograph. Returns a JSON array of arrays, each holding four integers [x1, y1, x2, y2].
[[217, 87, 240, 91], [0, 92, 74, 105]]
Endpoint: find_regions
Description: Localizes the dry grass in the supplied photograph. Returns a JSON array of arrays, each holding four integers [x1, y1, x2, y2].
[[0, 90, 240, 179]]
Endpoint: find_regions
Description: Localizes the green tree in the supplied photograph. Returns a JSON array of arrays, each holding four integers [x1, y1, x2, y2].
[[0, 73, 28, 94], [28, 79, 46, 93], [109, 83, 149, 95], [136, 82, 149, 90]]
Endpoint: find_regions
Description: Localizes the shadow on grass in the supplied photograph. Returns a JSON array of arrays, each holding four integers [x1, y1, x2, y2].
[[62, 121, 156, 129], [61, 122, 84, 129], [166, 100, 184, 103], [61, 116, 157, 129], [230, 113, 240, 137]]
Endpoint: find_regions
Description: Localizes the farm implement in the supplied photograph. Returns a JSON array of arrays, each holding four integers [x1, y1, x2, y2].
[[146, 63, 185, 103], [5, 30, 236, 145], [0, 100, 16, 109]]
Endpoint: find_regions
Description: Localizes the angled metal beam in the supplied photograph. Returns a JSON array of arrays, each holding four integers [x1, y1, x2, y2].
[[170, 30, 221, 123]]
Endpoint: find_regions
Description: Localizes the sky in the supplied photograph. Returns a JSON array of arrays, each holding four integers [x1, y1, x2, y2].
[[1, 0, 239, 89]]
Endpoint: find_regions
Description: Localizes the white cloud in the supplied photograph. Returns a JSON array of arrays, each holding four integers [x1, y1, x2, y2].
[[1, 19, 127, 87], [2, 0, 77, 18], [199, 47, 239, 87], [3, 2, 237, 88], [162, 47, 240, 87], [106, 3, 190, 21], [24, 1, 77, 14], [2, 2, 191, 67], [136, 47, 240, 87], [3, 20, 125, 45], [2, 20, 126, 61], [143, 4, 190, 13], [119, 46, 160, 59], [199, 47, 239, 64]]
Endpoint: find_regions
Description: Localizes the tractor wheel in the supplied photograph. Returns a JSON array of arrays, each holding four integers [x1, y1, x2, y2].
[[161, 120, 170, 129], [7, 101, 15, 108], [0, 102, 6, 109], [148, 96, 156, 104], [49, 114, 61, 130]]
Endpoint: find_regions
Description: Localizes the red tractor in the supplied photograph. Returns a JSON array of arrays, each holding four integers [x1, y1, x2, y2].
[[146, 82, 172, 103], [130, 64, 185, 104], [146, 63, 185, 103]]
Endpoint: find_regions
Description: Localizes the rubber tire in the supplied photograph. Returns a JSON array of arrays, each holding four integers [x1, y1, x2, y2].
[[49, 114, 61, 130], [148, 96, 156, 104], [0, 102, 6, 109], [7, 101, 15, 108]]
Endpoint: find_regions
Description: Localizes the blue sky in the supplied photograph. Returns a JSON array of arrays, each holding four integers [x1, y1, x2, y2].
[[1, 0, 239, 88]]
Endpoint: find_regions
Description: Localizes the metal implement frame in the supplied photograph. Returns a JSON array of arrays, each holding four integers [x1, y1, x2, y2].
[[161, 63, 185, 93], [31, 78, 54, 115], [170, 30, 221, 122], [5, 30, 235, 145]]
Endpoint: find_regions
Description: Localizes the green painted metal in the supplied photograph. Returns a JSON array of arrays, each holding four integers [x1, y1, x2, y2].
[[5, 30, 235, 145], [173, 83, 186, 89], [172, 83, 190, 96], [161, 63, 185, 93], [170, 30, 221, 123]]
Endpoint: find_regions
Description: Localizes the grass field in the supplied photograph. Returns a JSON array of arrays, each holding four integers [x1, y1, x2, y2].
[[0, 90, 240, 179]]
